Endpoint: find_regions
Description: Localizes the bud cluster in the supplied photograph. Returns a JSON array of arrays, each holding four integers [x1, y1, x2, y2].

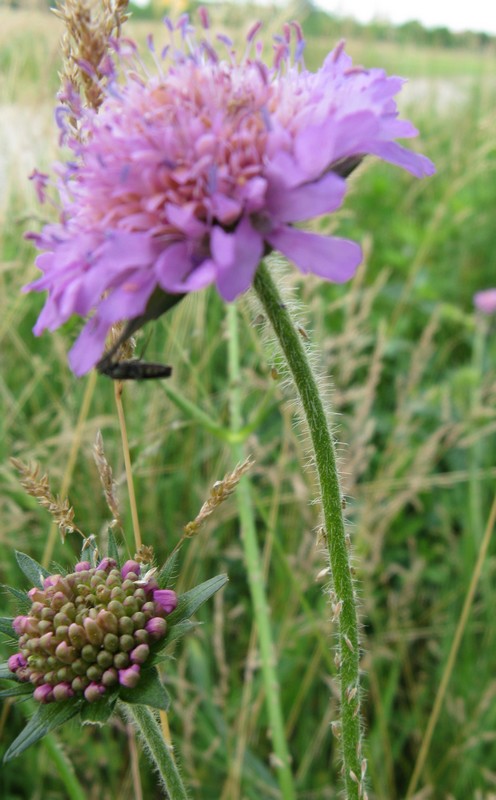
[[8, 559, 177, 704]]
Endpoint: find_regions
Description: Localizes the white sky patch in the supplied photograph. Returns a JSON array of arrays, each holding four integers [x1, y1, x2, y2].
[[316, 0, 496, 34]]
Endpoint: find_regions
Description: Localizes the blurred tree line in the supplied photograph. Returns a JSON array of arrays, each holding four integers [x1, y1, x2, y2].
[[0, 0, 494, 54]]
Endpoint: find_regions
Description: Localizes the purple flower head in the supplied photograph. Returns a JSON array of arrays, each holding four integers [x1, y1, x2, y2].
[[26, 13, 434, 376], [474, 289, 496, 315]]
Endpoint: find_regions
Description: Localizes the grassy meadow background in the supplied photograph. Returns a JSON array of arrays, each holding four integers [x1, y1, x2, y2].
[[1, 3, 496, 798]]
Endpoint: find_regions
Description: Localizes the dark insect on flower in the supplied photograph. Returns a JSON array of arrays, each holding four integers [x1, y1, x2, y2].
[[97, 356, 173, 381]]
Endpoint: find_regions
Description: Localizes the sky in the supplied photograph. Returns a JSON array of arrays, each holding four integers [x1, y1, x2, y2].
[[316, 0, 496, 34]]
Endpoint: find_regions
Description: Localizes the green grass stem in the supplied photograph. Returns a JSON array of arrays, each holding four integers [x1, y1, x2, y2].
[[226, 302, 297, 800]]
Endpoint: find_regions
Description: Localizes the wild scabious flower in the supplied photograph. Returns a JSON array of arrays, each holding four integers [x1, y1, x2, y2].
[[26, 12, 434, 375]]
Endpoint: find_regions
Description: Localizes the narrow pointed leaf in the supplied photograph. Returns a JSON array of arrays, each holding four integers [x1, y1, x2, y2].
[[49, 561, 68, 577], [0, 661, 15, 679], [0, 682, 34, 699], [80, 693, 118, 725], [0, 617, 15, 636], [120, 667, 170, 711], [156, 549, 180, 589], [15, 551, 51, 588], [107, 529, 121, 566], [3, 698, 81, 762], [1, 586, 31, 612], [151, 620, 199, 664], [167, 574, 228, 626]]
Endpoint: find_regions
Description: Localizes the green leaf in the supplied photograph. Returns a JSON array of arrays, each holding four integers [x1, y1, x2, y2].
[[3, 698, 81, 762], [15, 551, 51, 589], [0, 617, 15, 636], [49, 561, 68, 577], [120, 667, 170, 711], [1, 586, 31, 612], [107, 529, 121, 567], [168, 574, 228, 626], [151, 620, 199, 664], [80, 693, 118, 726], [0, 682, 33, 699], [156, 550, 180, 589], [0, 661, 15, 679]]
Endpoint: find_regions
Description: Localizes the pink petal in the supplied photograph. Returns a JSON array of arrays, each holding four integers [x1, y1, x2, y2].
[[266, 172, 346, 223], [211, 217, 264, 300], [266, 226, 362, 283], [474, 289, 496, 314]]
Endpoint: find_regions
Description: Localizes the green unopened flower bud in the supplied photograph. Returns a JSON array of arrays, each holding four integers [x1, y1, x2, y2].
[[38, 620, 52, 634], [56, 667, 73, 682], [142, 602, 155, 616], [96, 650, 114, 669], [39, 632, 55, 652], [26, 637, 40, 653], [118, 616, 134, 636], [123, 596, 138, 614], [84, 682, 106, 703], [41, 607, 55, 621], [102, 667, 118, 687], [53, 612, 72, 628], [68, 623, 86, 648], [110, 587, 124, 601], [113, 652, 129, 670], [71, 658, 87, 676], [46, 656, 57, 668], [95, 585, 110, 603], [55, 625, 69, 642], [86, 664, 103, 682], [122, 579, 136, 593], [108, 600, 125, 618], [55, 641, 76, 664], [132, 612, 146, 629], [53, 682, 74, 702], [97, 610, 118, 634], [72, 676, 89, 692], [130, 644, 149, 665], [119, 635, 135, 653], [60, 602, 76, 620], [83, 618, 103, 646], [103, 633, 119, 653], [134, 588, 146, 603], [81, 644, 98, 662], [44, 670, 56, 685], [90, 574, 105, 589], [134, 629, 149, 645]]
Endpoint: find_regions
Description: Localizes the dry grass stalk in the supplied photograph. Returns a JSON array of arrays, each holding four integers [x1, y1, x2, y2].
[[93, 430, 122, 528], [55, 0, 129, 114], [10, 457, 82, 541], [183, 457, 255, 537]]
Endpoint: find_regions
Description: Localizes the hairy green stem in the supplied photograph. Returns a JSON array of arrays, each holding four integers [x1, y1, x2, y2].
[[253, 261, 363, 800], [126, 704, 190, 800], [226, 302, 297, 800]]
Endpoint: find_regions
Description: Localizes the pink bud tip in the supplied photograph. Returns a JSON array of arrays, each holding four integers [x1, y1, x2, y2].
[[121, 560, 141, 580], [118, 664, 141, 688], [97, 558, 117, 572], [34, 684, 53, 703], [53, 682, 75, 702], [130, 644, 150, 665], [145, 617, 168, 640], [12, 615, 28, 635], [8, 653, 27, 672], [43, 574, 61, 589], [75, 561, 91, 572], [84, 682, 106, 703], [153, 589, 178, 615]]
